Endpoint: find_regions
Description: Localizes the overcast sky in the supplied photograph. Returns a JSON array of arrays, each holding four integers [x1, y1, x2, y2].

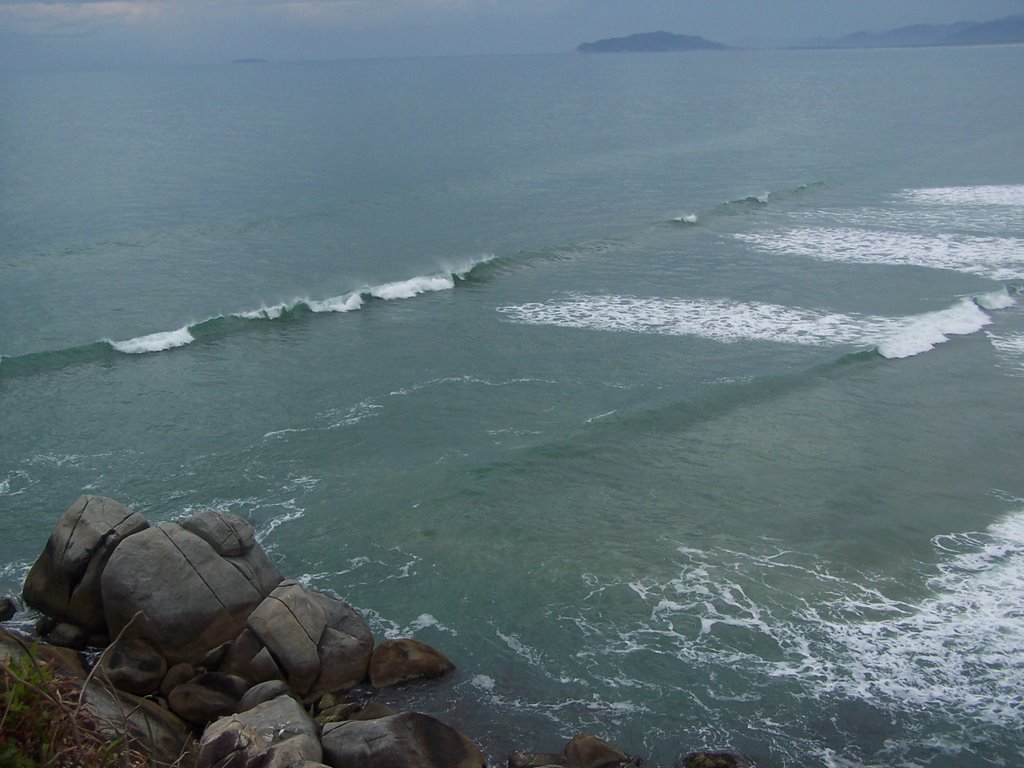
[[2, 0, 1023, 69]]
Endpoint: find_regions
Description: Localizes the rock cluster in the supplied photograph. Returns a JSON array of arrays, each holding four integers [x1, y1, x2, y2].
[[3, 495, 756, 767]]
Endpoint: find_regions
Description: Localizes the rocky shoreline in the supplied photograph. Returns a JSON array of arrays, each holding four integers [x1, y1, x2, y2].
[[0, 496, 754, 768]]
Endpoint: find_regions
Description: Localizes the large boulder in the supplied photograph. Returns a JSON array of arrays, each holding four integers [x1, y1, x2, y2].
[[222, 581, 373, 697], [564, 734, 631, 768], [23, 496, 149, 633], [199, 693, 322, 768], [100, 513, 282, 664], [369, 637, 455, 688], [321, 712, 485, 768]]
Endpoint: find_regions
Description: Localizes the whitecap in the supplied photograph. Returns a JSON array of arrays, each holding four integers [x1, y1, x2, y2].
[[108, 325, 195, 354], [369, 275, 455, 300], [307, 293, 364, 313], [498, 293, 1001, 359]]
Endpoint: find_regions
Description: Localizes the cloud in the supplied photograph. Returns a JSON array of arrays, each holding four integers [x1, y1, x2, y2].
[[0, 0, 161, 36]]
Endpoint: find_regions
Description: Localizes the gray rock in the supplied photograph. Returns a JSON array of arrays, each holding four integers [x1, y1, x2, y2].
[[23, 496, 149, 632], [182, 510, 256, 558], [308, 589, 373, 694], [369, 637, 455, 688], [199, 693, 322, 768], [223, 584, 373, 697], [564, 733, 630, 768], [321, 712, 485, 768], [247, 581, 327, 694], [97, 636, 167, 696], [238, 679, 292, 712], [101, 519, 282, 664]]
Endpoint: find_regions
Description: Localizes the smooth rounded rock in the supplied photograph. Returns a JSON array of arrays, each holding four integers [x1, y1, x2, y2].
[[199, 693, 322, 768], [23, 496, 149, 633], [0, 595, 17, 621], [181, 510, 256, 558], [565, 733, 631, 768], [321, 712, 485, 768], [238, 679, 292, 712], [161, 663, 196, 698], [369, 637, 455, 688], [101, 520, 282, 664]]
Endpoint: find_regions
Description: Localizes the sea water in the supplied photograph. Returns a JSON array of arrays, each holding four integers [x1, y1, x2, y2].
[[2, 46, 1024, 766]]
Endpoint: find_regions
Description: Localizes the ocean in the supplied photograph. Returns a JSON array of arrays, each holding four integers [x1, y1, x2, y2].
[[2, 45, 1023, 767]]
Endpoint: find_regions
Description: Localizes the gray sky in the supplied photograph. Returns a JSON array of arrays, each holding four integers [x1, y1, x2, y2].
[[2, 0, 1023, 69]]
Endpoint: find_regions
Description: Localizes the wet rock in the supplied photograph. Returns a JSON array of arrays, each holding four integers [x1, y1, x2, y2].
[[23, 496, 149, 633], [321, 711, 485, 768], [368, 637, 454, 688], [680, 752, 756, 768], [565, 733, 631, 768], [101, 518, 282, 664], [0, 595, 17, 621], [199, 693, 321, 768], [97, 636, 167, 696]]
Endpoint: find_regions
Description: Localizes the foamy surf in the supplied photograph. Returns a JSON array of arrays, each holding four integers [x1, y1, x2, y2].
[[901, 184, 1024, 207], [498, 292, 1005, 359], [736, 228, 1024, 281], [108, 326, 195, 354], [96, 255, 494, 358]]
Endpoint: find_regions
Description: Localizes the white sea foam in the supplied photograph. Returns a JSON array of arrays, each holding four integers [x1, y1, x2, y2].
[[109, 325, 195, 354], [902, 184, 1024, 207], [874, 298, 991, 359], [672, 213, 699, 224], [606, 509, 1024, 731], [498, 293, 999, 359], [369, 274, 455, 300], [988, 331, 1024, 374], [307, 293, 364, 313], [974, 286, 1017, 310], [237, 302, 291, 320], [736, 227, 1024, 280]]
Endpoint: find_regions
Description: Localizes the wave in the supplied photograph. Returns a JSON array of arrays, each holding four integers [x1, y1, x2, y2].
[[0, 255, 495, 378], [736, 227, 1024, 281], [497, 289, 1013, 360], [667, 181, 827, 226], [900, 184, 1024, 208]]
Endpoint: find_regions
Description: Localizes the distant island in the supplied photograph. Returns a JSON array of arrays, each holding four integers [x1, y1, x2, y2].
[[808, 14, 1024, 48], [577, 31, 730, 54], [577, 15, 1024, 54]]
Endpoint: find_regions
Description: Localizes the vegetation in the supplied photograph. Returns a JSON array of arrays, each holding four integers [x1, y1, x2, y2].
[[0, 650, 146, 768]]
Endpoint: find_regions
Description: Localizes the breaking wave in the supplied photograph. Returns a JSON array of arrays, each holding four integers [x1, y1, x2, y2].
[[498, 289, 1013, 360], [0, 255, 494, 377]]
